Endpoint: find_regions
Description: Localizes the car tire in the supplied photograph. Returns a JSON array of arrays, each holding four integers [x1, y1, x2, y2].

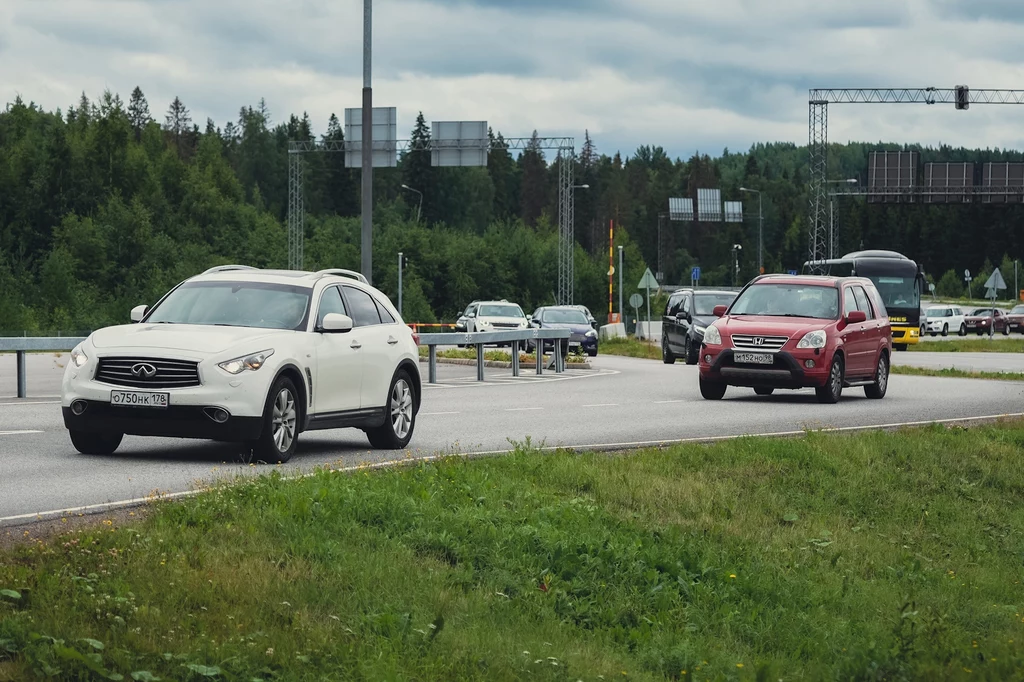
[[754, 387, 774, 396], [1003, 324, 1010, 336], [366, 370, 417, 450], [70, 430, 123, 455], [942, 324, 948, 336], [864, 352, 889, 399], [685, 336, 699, 365], [662, 336, 676, 365], [699, 376, 726, 400], [959, 324, 966, 336], [587, 347, 598, 358], [929, 332, 936, 337], [893, 343, 908, 351], [815, 355, 844, 404], [250, 376, 300, 464]]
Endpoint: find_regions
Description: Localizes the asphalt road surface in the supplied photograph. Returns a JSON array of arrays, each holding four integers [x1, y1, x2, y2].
[[2, 354, 1024, 522]]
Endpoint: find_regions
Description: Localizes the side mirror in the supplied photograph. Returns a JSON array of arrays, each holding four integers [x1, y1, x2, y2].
[[713, 305, 728, 318], [130, 305, 148, 323], [320, 313, 354, 333], [467, 312, 476, 318], [846, 310, 867, 324]]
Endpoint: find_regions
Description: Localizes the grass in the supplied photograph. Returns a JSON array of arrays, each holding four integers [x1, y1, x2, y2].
[[417, 346, 590, 365], [598, 336, 663, 360], [4, 424, 1024, 680], [891, 365, 1024, 382], [909, 337, 1024, 353]]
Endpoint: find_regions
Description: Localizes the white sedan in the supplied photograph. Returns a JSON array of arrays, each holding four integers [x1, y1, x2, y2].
[[61, 266, 421, 462]]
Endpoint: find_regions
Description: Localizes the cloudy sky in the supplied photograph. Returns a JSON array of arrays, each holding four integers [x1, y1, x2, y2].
[[2, 0, 1024, 159]]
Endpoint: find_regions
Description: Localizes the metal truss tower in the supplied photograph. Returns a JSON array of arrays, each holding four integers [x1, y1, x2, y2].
[[806, 86, 1024, 272], [287, 135, 576, 301]]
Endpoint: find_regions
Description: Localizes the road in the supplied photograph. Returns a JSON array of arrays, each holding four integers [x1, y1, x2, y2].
[[2, 354, 1023, 522]]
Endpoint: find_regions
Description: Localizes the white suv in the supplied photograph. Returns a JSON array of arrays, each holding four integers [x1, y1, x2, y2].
[[464, 300, 530, 348], [61, 266, 421, 462], [922, 304, 966, 337]]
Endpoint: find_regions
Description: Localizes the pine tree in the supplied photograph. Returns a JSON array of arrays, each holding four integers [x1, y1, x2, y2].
[[164, 96, 191, 156], [519, 130, 547, 227], [487, 128, 516, 220], [401, 112, 434, 223], [317, 113, 357, 216], [127, 87, 151, 141]]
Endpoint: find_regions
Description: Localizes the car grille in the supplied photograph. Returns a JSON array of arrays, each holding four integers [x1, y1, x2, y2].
[[95, 357, 201, 389], [491, 322, 522, 329], [731, 334, 788, 351]]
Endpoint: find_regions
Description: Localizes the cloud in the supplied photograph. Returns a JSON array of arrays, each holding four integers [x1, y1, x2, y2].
[[2, 0, 1024, 160]]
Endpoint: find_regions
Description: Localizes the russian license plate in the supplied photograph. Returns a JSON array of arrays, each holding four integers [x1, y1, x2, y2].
[[111, 390, 169, 408], [734, 352, 773, 365]]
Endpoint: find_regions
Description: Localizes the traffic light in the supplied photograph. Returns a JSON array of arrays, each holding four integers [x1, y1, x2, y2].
[[955, 85, 970, 110]]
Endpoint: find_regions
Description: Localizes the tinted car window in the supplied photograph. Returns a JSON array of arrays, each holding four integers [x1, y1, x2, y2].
[[853, 286, 874, 318], [844, 288, 858, 316], [344, 286, 382, 327], [666, 294, 683, 316], [375, 298, 397, 324], [681, 296, 691, 315], [693, 293, 735, 316], [316, 286, 347, 327]]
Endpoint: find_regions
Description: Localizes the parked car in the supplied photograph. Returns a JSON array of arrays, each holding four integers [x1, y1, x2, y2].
[[567, 304, 599, 330], [61, 265, 421, 462], [528, 306, 598, 356], [698, 274, 892, 403], [454, 301, 481, 333], [662, 288, 738, 365], [1007, 304, 1024, 334], [921, 304, 966, 337], [964, 307, 1010, 335]]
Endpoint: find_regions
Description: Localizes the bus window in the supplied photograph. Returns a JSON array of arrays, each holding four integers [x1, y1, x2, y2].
[[872, 276, 919, 308]]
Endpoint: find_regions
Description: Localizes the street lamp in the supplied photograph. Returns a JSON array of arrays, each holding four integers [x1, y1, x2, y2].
[[732, 244, 743, 287], [738, 187, 763, 274], [400, 184, 423, 223]]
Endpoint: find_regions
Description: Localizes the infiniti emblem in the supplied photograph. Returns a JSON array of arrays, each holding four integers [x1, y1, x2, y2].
[[131, 363, 157, 379]]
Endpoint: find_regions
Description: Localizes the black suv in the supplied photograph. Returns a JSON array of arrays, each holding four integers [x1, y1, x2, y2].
[[662, 288, 737, 365]]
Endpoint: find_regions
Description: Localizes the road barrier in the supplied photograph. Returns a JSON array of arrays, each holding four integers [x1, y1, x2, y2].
[[418, 329, 572, 384], [1, 337, 86, 398]]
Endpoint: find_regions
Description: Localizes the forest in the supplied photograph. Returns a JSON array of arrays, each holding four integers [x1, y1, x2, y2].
[[2, 88, 1023, 334]]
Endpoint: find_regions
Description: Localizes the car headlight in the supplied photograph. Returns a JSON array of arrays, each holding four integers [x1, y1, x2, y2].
[[693, 324, 707, 335], [218, 349, 275, 375], [703, 324, 722, 346], [585, 329, 597, 338], [797, 330, 827, 349], [70, 345, 89, 368]]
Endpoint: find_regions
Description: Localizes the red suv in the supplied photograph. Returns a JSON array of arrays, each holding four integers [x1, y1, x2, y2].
[[697, 274, 892, 403]]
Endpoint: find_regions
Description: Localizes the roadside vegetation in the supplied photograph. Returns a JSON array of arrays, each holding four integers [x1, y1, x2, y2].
[[911, 338, 1024, 353], [891, 365, 1024, 382], [597, 336, 663, 360], [4, 422, 1024, 680]]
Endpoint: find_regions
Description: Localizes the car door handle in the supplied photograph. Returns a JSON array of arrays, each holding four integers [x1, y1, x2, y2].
[[387, 336, 398, 345], [350, 340, 362, 350]]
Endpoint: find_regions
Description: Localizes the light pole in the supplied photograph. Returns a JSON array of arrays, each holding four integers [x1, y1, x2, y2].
[[732, 244, 743, 286], [618, 245, 623, 323], [397, 252, 403, 315], [738, 188, 762, 274], [360, 0, 374, 285], [400, 184, 423, 223], [825, 178, 857, 259]]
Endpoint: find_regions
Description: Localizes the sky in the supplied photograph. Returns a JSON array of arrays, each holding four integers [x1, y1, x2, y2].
[[3, 0, 1024, 160]]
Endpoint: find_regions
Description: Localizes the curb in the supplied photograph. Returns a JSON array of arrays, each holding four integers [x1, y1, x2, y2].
[[417, 356, 592, 370]]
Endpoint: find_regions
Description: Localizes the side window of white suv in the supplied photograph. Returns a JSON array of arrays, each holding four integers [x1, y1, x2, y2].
[[316, 286, 347, 328], [343, 286, 383, 327]]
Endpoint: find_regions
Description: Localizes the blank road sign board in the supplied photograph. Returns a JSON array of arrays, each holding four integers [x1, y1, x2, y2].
[[345, 107, 398, 168], [431, 121, 488, 167]]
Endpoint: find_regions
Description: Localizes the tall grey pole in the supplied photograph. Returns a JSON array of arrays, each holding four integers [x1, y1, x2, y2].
[[397, 252, 403, 315], [758, 193, 763, 273], [618, 246, 623, 322], [360, 0, 373, 285]]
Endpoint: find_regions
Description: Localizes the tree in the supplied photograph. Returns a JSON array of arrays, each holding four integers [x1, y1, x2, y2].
[[127, 86, 151, 141], [164, 96, 191, 156], [519, 130, 547, 227], [936, 269, 964, 298], [318, 113, 357, 216], [487, 129, 517, 221], [401, 112, 434, 224]]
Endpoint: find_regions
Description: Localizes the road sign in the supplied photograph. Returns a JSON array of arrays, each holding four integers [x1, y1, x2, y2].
[[964, 269, 972, 282], [984, 268, 1007, 290], [629, 293, 643, 308], [691, 266, 701, 281], [637, 268, 659, 290], [788, 270, 798, 275]]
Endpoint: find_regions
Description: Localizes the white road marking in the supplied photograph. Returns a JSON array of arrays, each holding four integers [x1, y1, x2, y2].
[[582, 403, 618, 408], [0, 430, 43, 436], [506, 407, 543, 412], [5, 411, 1023, 528], [0, 401, 61, 406]]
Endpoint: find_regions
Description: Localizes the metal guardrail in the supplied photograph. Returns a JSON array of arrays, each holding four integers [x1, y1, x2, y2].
[[418, 329, 572, 384], [1, 337, 87, 398]]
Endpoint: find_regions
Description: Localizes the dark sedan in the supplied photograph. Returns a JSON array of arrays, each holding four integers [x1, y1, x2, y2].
[[964, 307, 1010, 335], [528, 306, 599, 356], [662, 288, 737, 365]]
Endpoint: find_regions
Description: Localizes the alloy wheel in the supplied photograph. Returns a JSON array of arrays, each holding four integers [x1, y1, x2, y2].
[[391, 379, 414, 439], [272, 388, 297, 452]]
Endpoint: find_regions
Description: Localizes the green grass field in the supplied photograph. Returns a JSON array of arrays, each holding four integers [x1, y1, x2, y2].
[[4, 422, 1024, 680], [891, 365, 1024, 382], [910, 338, 1024, 353], [598, 336, 663, 360]]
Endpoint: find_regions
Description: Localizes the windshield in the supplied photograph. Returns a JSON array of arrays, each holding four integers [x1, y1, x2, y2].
[[926, 308, 949, 318], [730, 283, 839, 320], [1012, 306, 1024, 314], [146, 281, 311, 330], [479, 304, 524, 318], [541, 309, 589, 324], [868, 275, 919, 309], [694, 293, 737, 316], [970, 308, 995, 317]]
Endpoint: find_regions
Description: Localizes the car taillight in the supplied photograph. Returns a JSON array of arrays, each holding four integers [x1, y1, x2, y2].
[[412, 332, 420, 345]]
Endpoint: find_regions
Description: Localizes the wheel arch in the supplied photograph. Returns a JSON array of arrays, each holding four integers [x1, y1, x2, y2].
[[395, 359, 422, 413], [273, 363, 309, 430]]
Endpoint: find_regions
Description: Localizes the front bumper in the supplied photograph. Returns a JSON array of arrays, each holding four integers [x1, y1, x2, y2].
[[699, 348, 830, 389], [891, 326, 919, 344], [63, 402, 263, 441]]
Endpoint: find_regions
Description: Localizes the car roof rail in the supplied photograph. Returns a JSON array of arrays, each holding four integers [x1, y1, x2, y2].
[[313, 268, 369, 284], [201, 264, 259, 275]]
